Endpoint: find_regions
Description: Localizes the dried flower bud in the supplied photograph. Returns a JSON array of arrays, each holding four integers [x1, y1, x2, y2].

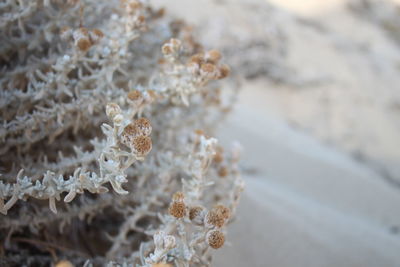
[[73, 28, 92, 52], [169, 192, 186, 218], [129, 0, 142, 10], [161, 44, 173, 55], [194, 129, 205, 136], [206, 230, 225, 249], [189, 205, 206, 225], [218, 64, 230, 79], [169, 201, 186, 218], [218, 166, 229, 177], [162, 38, 182, 55], [213, 147, 224, 164], [133, 118, 152, 136], [121, 123, 138, 146], [189, 53, 205, 65], [205, 207, 226, 228], [131, 136, 152, 156], [106, 103, 122, 119], [214, 204, 230, 220], [200, 63, 218, 79], [137, 15, 146, 24], [206, 50, 222, 63], [77, 38, 92, 51], [128, 90, 143, 101]]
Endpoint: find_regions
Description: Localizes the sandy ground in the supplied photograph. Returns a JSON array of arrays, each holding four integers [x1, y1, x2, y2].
[[214, 82, 400, 267], [152, 0, 400, 266]]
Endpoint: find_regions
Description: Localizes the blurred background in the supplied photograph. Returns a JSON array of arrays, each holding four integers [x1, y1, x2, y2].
[[153, 0, 400, 266]]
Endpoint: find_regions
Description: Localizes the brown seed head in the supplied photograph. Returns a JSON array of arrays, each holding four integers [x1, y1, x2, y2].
[[162, 39, 181, 56], [189, 53, 205, 65], [77, 38, 92, 51], [214, 204, 230, 220], [137, 15, 145, 24], [161, 44, 173, 55], [128, 90, 143, 101], [131, 136, 152, 156], [123, 124, 138, 136], [121, 124, 138, 145], [169, 201, 186, 218], [201, 63, 216, 74], [194, 129, 205, 136], [218, 166, 229, 177], [206, 50, 222, 63], [213, 150, 224, 164], [206, 230, 225, 249], [133, 118, 152, 136], [218, 64, 230, 79], [205, 209, 226, 228], [129, 0, 142, 9]]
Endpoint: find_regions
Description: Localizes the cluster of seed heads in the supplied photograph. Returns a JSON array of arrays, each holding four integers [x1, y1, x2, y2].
[[168, 192, 230, 250], [60, 27, 104, 52], [121, 118, 152, 156], [187, 50, 231, 80]]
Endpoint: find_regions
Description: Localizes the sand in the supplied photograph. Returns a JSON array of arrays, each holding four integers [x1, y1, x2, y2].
[[151, 0, 400, 266]]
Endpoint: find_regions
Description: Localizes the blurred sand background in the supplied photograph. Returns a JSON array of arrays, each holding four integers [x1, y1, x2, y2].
[[152, 0, 400, 266]]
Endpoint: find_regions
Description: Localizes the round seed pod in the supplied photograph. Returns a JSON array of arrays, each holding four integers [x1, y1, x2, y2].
[[121, 123, 138, 146], [200, 63, 217, 79], [206, 49, 222, 63], [131, 136, 152, 156], [77, 37, 92, 51], [213, 147, 224, 164], [128, 90, 143, 102], [169, 201, 186, 218], [205, 208, 225, 228], [133, 118, 152, 136], [218, 166, 229, 177], [206, 230, 225, 249], [218, 64, 230, 79], [73, 28, 92, 52], [214, 204, 230, 220]]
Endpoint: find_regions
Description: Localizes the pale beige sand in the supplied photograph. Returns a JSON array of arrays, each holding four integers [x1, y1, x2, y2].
[[214, 82, 400, 267], [151, 0, 400, 266]]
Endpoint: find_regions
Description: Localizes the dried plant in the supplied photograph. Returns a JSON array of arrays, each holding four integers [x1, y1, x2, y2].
[[0, 0, 244, 266]]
